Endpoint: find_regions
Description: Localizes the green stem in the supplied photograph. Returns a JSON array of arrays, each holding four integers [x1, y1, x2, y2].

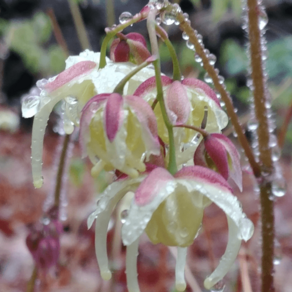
[[99, 13, 147, 69], [147, 9, 177, 175], [113, 60, 153, 95], [155, 24, 181, 81], [106, 0, 115, 28]]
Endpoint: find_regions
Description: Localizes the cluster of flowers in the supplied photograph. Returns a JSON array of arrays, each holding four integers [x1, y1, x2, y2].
[[22, 2, 254, 291]]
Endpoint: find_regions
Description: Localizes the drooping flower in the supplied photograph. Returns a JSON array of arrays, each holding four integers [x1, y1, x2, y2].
[[88, 166, 254, 291], [79, 92, 160, 178], [110, 32, 151, 64], [134, 76, 228, 164], [194, 133, 242, 191], [21, 50, 155, 188]]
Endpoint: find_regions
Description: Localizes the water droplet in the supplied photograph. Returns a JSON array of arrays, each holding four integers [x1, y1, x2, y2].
[[179, 227, 189, 238], [120, 209, 129, 223], [274, 240, 282, 265], [220, 101, 225, 107], [156, 17, 161, 25], [272, 146, 281, 161], [36, 78, 49, 89], [218, 75, 225, 84], [182, 32, 189, 40], [272, 177, 286, 197], [42, 217, 50, 225], [208, 54, 216, 65], [119, 11, 133, 24], [210, 280, 225, 292], [258, 8, 268, 30], [247, 119, 258, 131], [161, 4, 180, 25], [186, 40, 195, 50], [65, 96, 78, 105], [204, 72, 212, 84], [183, 12, 189, 20], [64, 120, 74, 134], [194, 53, 202, 63], [154, 0, 167, 10], [22, 95, 41, 118], [174, 19, 180, 25], [197, 34, 203, 44]]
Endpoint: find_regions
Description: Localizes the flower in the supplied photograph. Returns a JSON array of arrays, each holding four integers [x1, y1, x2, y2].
[[21, 50, 156, 188], [88, 166, 253, 291], [194, 133, 242, 191], [134, 76, 228, 164], [79, 92, 160, 178], [110, 32, 151, 64]]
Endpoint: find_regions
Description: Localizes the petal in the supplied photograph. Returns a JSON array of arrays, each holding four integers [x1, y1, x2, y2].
[[45, 61, 97, 92], [126, 32, 147, 47], [124, 95, 160, 155], [128, 39, 151, 65], [126, 238, 141, 292], [105, 93, 124, 142], [133, 75, 172, 98], [122, 168, 176, 246], [182, 78, 220, 107], [212, 133, 242, 191], [204, 217, 241, 289], [165, 81, 190, 125], [175, 247, 187, 292], [113, 41, 131, 62], [193, 140, 208, 167], [79, 94, 109, 158], [205, 135, 229, 181]]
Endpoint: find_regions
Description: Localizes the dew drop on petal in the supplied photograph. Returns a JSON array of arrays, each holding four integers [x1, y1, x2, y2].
[[179, 227, 189, 238], [22, 95, 41, 118], [120, 209, 129, 224], [119, 11, 133, 24]]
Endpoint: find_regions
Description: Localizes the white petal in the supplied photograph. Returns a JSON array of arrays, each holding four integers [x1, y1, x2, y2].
[[126, 238, 140, 292], [175, 247, 187, 291], [204, 216, 241, 289]]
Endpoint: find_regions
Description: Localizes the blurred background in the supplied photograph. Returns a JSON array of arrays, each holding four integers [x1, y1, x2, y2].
[[0, 0, 292, 291]]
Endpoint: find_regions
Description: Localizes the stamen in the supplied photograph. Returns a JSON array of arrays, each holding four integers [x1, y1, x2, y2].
[[204, 216, 241, 289], [175, 247, 187, 291], [32, 97, 62, 188], [126, 238, 140, 292], [91, 160, 106, 177]]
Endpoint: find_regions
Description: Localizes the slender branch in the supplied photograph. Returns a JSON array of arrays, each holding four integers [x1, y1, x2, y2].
[[54, 135, 70, 207], [68, 0, 91, 50], [278, 97, 292, 148], [106, 0, 115, 28], [246, 0, 275, 291], [46, 8, 70, 57], [239, 247, 253, 292], [147, 9, 177, 174], [176, 12, 261, 178], [174, 124, 208, 138], [26, 266, 37, 292]]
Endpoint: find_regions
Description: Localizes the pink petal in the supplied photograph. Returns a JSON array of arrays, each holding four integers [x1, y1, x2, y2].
[[111, 40, 130, 62], [204, 135, 229, 181], [175, 166, 232, 192], [135, 167, 174, 206], [212, 133, 242, 191], [128, 39, 151, 64], [193, 140, 208, 167], [79, 94, 109, 157], [134, 75, 172, 97], [45, 61, 96, 92], [105, 93, 124, 142], [165, 81, 190, 125], [126, 32, 147, 47], [182, 78, 220, 107]]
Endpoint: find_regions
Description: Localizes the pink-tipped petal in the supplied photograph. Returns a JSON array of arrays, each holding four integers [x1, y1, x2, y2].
[[193, 140, 208, 167], [126, 32, 147, 47], [175, 166, 232, 193], [79, 94, 109, 157], [127, 39, 151, 65], [165, 81, 190, 125], [211, 133, 242, 191], [45, 61, 96, 92], [134, 76, 172, 97], [182, 78, 221, 107], [204, 135, 229, 181], [112, 41, 130, 62], [105, 93, 124, 142]]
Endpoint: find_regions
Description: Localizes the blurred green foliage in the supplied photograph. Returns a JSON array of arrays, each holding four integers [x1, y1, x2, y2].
[[0, 12, 66, 75]]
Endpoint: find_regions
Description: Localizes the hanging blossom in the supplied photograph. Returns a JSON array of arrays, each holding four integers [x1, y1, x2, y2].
[[134, 76, 228, 165], [79, 92, 161, 178], [87, 166, 254, 291], [21, 49, 155, 188]]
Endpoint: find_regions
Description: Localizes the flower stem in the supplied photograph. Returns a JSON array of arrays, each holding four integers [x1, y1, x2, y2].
[[155, 25, 181, 81], [176, 12, 261, 178], [106, 0, 115, 28], [147, 9, 177, 175], [246, 0, 275, 291], [68, 0, 91, 50], [26, 266, 37, 292], [54, 135, 70, 208], [174, 124, 208, 138]]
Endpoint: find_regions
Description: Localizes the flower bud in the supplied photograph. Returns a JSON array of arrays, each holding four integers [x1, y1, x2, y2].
[[110, 33, 151, 65]]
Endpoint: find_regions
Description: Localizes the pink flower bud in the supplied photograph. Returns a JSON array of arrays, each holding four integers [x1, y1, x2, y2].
[[194, 133, 242, 191], [110, 33, 151, 65]]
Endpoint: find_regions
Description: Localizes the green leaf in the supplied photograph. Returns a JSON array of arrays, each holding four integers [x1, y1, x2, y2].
[[212, 0, 229, 22], [33, 12, 52, 43]]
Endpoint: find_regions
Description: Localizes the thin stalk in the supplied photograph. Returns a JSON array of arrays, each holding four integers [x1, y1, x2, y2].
[[106, 0, 115, 28], [239, 247, 253, 292], [174, 124, 208, 138], [47, 8, 70, 57], [26, 266, 37, 292], [246, 0, 275, 291], [68, 0, 91, 50], [54, 135, 70, 207], [155, 24, 181, 81], [147, 9, 177, 174], [176, 12, 261, 178]]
